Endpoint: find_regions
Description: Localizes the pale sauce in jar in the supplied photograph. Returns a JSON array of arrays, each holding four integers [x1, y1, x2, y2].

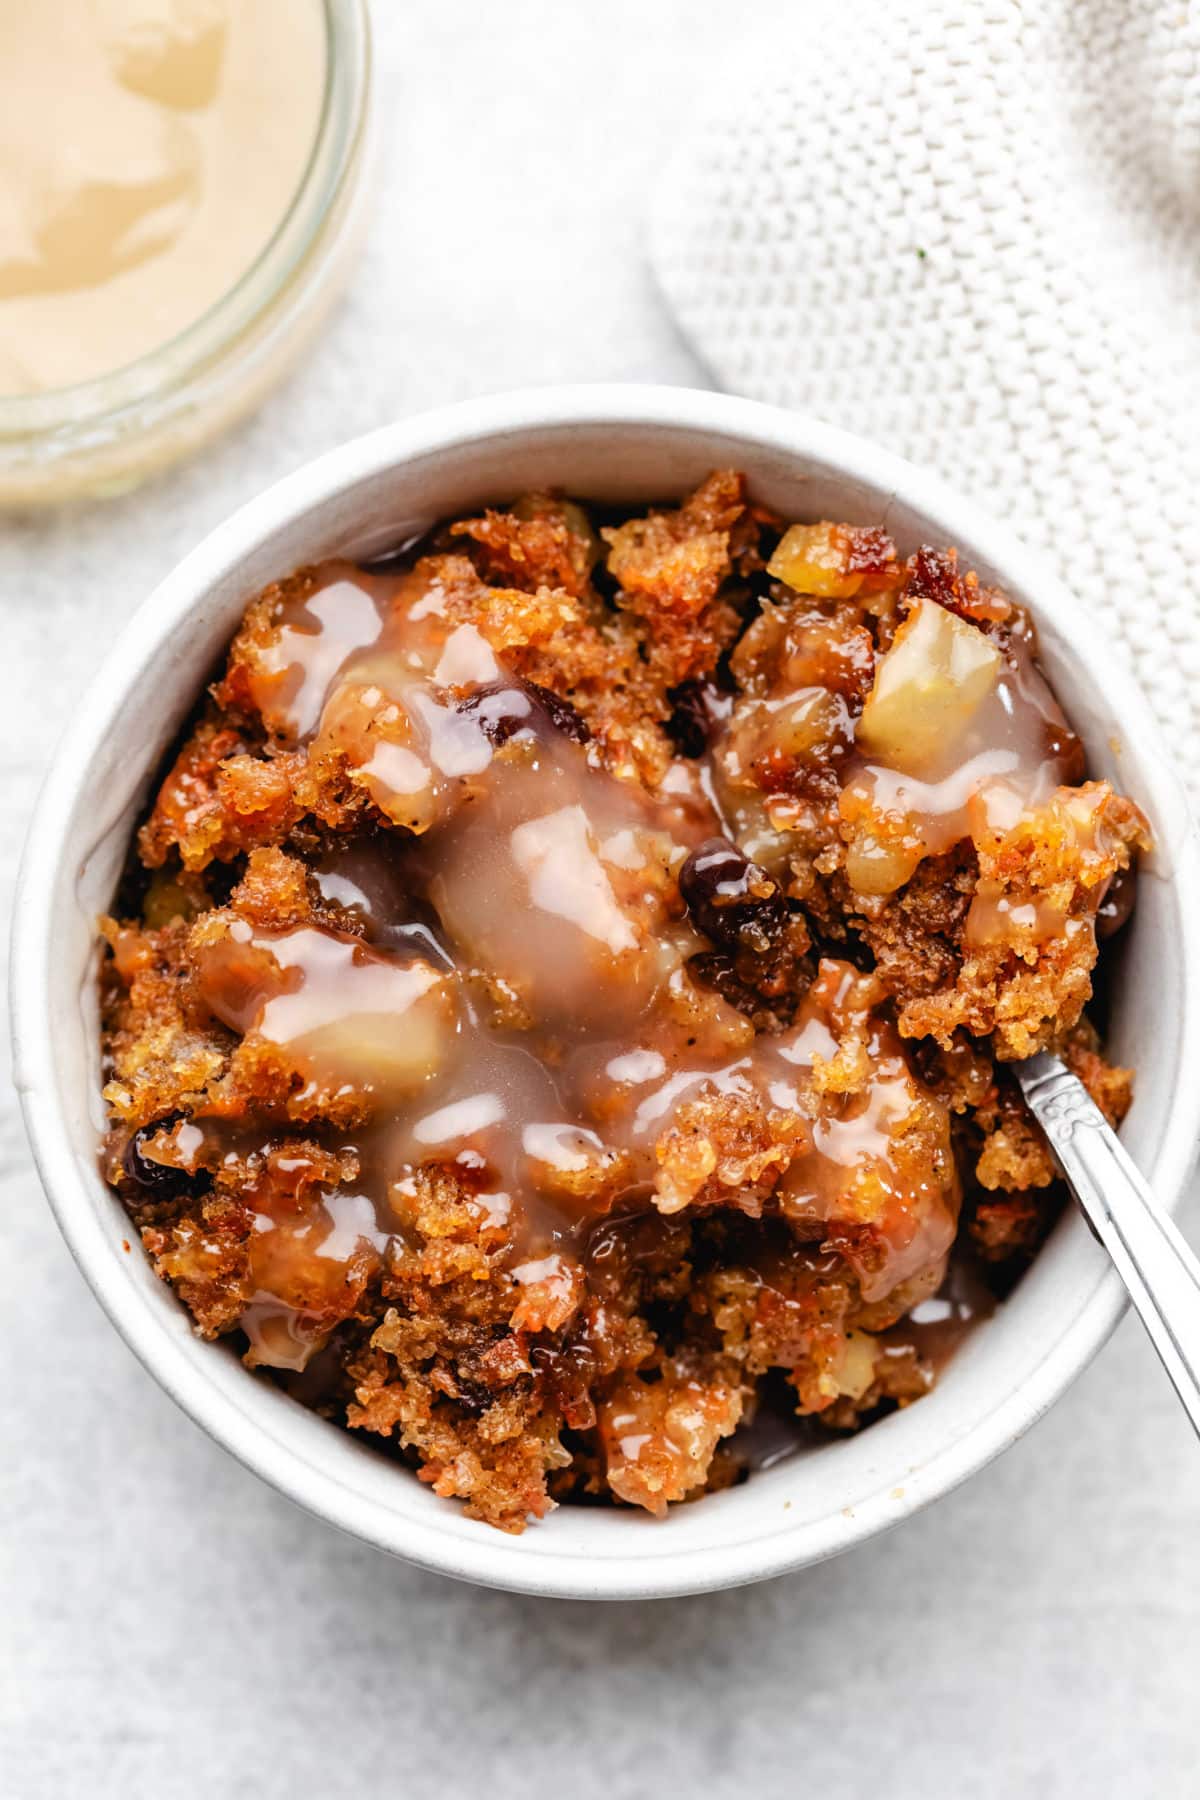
[[0, 0, 326, 393]]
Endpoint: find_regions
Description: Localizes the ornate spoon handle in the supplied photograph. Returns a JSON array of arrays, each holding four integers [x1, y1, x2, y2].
[[1015, 1053, 1200, 1439]]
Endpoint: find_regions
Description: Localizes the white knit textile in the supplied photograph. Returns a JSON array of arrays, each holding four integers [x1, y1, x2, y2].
[[651, 0, 1200, 792]]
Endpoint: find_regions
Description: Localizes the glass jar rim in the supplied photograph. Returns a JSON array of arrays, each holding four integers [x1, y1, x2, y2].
[[0, 0, 371, 444]]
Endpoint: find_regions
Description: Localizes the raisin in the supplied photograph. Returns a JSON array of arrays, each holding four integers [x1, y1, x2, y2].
[[446, 1373, 496, 1418], [906, 546, 963, 612], [679, 837, 785, 954], [455, 683, 535, 747], [906, 545, 1011, 628], [666, 677, 733, 757], [457, 681, 589, 748], [122, 1121, 200, 1198], [525, 682, 590, 744]]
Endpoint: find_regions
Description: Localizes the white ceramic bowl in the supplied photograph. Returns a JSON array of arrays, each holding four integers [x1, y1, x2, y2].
[[13, 386, 1200, 1599]]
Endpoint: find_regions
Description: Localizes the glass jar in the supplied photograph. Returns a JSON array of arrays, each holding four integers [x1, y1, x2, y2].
[[0, 0, 372, 507]]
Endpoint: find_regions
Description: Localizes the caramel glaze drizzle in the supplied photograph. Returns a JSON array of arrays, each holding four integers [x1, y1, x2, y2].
[[155, 560, 1072, 1369]]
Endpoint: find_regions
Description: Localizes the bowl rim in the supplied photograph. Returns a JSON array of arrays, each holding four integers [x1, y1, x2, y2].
[[13, 382, 1200, 1599]]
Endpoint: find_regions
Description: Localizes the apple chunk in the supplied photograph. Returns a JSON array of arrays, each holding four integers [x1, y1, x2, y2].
[[856, 598, 1000, 773]]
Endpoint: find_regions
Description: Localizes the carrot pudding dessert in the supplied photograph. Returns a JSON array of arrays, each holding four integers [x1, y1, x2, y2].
[[99, 474, 1146, 1530]]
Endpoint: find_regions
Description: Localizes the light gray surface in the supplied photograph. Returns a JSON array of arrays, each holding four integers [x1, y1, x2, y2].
[[2, 4, 1197, 1794]]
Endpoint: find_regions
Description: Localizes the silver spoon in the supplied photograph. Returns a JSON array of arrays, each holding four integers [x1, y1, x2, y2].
[[1015, 1052, 1200, 1436]]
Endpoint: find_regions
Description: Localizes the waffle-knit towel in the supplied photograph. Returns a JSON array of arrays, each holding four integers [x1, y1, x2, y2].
[[651, 0, 1200, 790]]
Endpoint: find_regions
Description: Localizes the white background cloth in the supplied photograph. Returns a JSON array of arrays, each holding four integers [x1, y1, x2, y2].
[[2, 5, 1198, 1796], [653, 0, 1200, 793]]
